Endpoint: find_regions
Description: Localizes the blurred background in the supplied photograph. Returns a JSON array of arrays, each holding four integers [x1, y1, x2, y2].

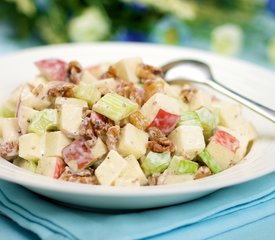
[[0, 0, 275, 69]]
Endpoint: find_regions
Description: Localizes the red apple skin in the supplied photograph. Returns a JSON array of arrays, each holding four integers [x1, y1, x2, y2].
[[62, 139, 92, 171], [147, 109, 180, 134], [212, 130, 240, 153], [35, 59, 67, 81], [53, 157, 66, 179]]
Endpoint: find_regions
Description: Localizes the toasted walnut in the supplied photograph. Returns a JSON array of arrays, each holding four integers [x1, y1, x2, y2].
[[147, 127, 175, 153], [143, 78, 165, 101], [180, 84, 198, 104], [60, 167, 98, 184], [100, 66, 118, 79], [137, 64, 163, 82], [194, 166, 212, 179], [0, 141, 19, 160], [31, 83, 44, 96], [79, 110, 97, 141], [67, 61, 82, 84], [116, 81, 144, 106], [128, 111, 149, 130], [106, 125, 120, 151], [47, 82, 75, 98]]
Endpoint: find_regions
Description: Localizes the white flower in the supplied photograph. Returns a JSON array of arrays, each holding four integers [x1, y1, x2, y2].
[[211, 24, 243, 56], [68, 7, 110, 42], [267, 37, 275, 65]]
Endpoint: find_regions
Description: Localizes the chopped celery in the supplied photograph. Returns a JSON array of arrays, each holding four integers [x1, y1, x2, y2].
[[167, 156, 199, 174], [74, 81, 101, 106], [93, 93, 138, 121], [198, 149, 222, 174], [141, 151, 171, 175], [177, 111, 201, 127], [28, 109, 58, 135], [196, 107, 217, 140], [13, 157, 37, 172]]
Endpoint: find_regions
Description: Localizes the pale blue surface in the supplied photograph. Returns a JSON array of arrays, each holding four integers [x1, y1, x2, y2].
[[0, 32, 275, 240], [0, 173, 274, 240]]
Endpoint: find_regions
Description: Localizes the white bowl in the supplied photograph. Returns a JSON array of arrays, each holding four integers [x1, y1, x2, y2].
[[0, 43, 274, 210]]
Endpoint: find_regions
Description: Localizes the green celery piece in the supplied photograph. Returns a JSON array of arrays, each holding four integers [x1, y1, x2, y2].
[[196, 107, 217, 140], [168, 156, 199, 174], [177, 111, 201, 127], [0, 102, 16, 118], [93, 93, 138, 121], [13, 158, 37, 172], [28, 109, 58, 135], [141, 151, 171, 176], [74, 82, 101, 106], [198, 149, 222, 174]]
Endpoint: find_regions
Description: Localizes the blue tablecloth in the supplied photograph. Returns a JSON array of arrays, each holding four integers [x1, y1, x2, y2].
[[0, 33, 274, 240]]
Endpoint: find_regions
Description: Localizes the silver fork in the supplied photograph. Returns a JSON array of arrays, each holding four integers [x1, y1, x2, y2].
[[161, 59, 275, 123]]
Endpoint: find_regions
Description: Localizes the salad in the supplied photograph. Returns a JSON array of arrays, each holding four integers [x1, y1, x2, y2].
[[0, 57, 257, 186]]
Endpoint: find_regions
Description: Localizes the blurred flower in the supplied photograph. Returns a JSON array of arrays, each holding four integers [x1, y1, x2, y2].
[[6, 0, 36, 16], [267, 37, 275, 64], [267, 0, 275, 15], [211, 24, 243, 56], [150, 16, 190, 45], [122, 0, 196, 20], [115, 29, 147, 42], [68, 7, 110, 42]]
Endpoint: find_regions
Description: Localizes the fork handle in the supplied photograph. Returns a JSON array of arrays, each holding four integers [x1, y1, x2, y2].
[[207, 80, 275, 123]]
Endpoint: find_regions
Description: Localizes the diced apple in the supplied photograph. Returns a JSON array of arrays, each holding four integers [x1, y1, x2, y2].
[[20, 85, 51, 110], [19, 133, 43, 161], [36, 157, 65, 179], [2, 118, 20, 142], [55, 97, 88, 108], [94, 78, 119, 94], [232, 121, 257, 142], [211, 101, 242, 129], [86, 62, 110, 78], [125, 154, 148, 185], [95, 150, 128, 186], [90, 137, 107, 161], [168, 125, 205, 160], [217, 126, 249, 164], [206, 128, 240, 170], [60, 104, 83, 137], [80, 70, 98, 83], [189, 89, 212, 110], [114, 157, 142, 187], [74, 81, 101, 106], [28, 109, 58, 135], [45, 131, 72, 158], [13, 158, 37, 172], [117, 123, 148, 159], [62, 138, 93, 172], [35, 58, 67, 81], [17, 105, 38, 134], [112, 57, 142, 83], [140, 93, 181, 134]]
